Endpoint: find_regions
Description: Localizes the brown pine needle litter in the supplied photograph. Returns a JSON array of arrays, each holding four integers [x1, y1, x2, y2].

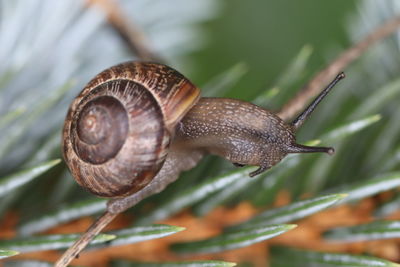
[[1, 191, 399, 267]]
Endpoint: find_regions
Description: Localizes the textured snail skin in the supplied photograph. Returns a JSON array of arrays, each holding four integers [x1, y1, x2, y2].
[[62, 62, 200, 198], [107, 144, 204, 213], [176, 97, 295, 176]]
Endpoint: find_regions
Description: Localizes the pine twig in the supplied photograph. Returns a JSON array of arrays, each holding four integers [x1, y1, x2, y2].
[[86, 0, 163, 62], [54, 212, 117, 267], [278, 15, 400, 121]]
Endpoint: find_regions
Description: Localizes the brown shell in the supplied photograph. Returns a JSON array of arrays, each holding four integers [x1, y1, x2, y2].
[[62, 62, 200, 197]]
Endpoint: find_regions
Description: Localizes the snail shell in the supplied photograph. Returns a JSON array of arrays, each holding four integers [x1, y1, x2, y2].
[[62, 62, 200, 197]]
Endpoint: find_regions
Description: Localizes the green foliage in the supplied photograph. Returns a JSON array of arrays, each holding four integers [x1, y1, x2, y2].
[[112, 261, 236, 267], [270, 247, 400, 267], [375, 193, 400, 217], [172, 224, 296, 254], [0, 249, 19, 259], [1, 0, 400, 266], [18, 197, 106, 236], [253, 45, 313, 106], [107, 224, 185, 247], [1, 224, 184, 252], [135, 168, 251, 225], [228, 194, 346, 230], [202, 62, 248, 97], [328, 172, 400, 203], [0, 233, 116, 252], [324, 220, 400, 242], [3, 261, 53, 267], [0, 159, 60, 197]]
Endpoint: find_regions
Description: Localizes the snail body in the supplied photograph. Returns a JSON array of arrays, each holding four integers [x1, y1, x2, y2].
[[63, 61, 342, 201], [176, 97, 332, 177]]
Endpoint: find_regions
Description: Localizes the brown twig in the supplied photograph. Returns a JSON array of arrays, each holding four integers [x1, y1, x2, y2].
[[86, 0, 163, 62], [278, 15, 400, 121], [54, 212, 117, 267]]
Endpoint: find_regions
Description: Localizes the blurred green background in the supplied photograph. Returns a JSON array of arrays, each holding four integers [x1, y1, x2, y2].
[[191, 0, 356, 102]]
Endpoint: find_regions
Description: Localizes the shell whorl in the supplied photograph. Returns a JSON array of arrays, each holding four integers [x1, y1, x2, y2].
[[62, 62, 200, 197]]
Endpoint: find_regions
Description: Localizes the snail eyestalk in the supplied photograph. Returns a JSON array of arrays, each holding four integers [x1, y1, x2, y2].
[[291, 72, 345, 130], [287, 143, 335, 155]]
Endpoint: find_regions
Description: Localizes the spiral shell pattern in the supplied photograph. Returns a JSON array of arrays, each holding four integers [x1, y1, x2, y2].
[[62, 62, 200, 197]]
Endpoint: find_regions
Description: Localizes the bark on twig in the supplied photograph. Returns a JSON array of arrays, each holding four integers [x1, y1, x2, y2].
[[278, 16, 400, 121], [54, 212, 117, 267], [86, 0, 162, 62]]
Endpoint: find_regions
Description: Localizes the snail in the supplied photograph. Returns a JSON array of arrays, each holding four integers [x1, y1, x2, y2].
[[57, 61, 344, 267], [62, 61, 343, 213]]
